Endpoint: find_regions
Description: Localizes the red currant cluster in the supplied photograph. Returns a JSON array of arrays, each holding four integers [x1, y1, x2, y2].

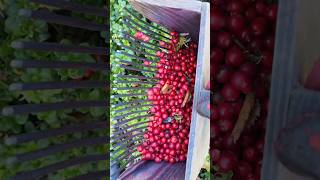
[[135, 31, 151, 42], [210, 0, 277, 179], [137, 31, 198, 163]]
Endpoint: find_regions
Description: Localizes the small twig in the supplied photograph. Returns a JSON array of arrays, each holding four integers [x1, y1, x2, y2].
[[246, 100, 261, 128], [161, 82, 171, 94], [181, 90, 191, 107], [231, 93, 255, 143], [233, 38, 262, 64]]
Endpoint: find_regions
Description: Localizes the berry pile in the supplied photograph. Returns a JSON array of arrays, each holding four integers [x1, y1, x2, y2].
[[137, 31, 198, 163], [210, 0, 277, 179], [135, 31, 151, 42]]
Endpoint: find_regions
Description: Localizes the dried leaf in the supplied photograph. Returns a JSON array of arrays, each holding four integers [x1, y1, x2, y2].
[[161, 82, 171, 94], [247, 100, 261, 128], [181, 90, 191, 107], [132, 83, 140, 87], [231, 93, 255, 143]]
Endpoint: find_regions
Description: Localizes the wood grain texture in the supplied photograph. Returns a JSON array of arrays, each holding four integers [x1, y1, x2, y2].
[[185, 2, 210, 180], [263, 0, 320, 180], [129, 0, 201, 41], [118, 160, 186, 180]]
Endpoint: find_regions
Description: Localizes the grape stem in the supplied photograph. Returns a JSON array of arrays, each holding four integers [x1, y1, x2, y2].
[[233, 38, 262, 64]]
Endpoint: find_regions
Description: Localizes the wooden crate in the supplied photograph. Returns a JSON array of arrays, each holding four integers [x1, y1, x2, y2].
[[127, 1, 210, 179]]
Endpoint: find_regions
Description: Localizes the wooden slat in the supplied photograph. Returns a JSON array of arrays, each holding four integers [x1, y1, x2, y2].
[[9, 80, 107, 91], [19, 9, 107, 31], [29, 0, 107, 17], [5, 121, 107, 145], [12, 41, 107, 55], [11, 154, 107, 180], [11, 59, 108, 70], [7, 137, 107, 164], [1, 100, 106, 116]]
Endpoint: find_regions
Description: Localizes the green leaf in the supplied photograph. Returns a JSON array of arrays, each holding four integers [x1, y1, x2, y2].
[[214, 171, 234, 180], [67, 69, 84, 79], [89, 107, 105, 117], [14, 115, 28, 125]]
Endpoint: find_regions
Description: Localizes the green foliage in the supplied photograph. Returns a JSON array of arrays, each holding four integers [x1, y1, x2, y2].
[[0, 0, 107, 179]]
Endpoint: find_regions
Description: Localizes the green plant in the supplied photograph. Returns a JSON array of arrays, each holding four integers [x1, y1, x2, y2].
[[0, 0, 107, 179]]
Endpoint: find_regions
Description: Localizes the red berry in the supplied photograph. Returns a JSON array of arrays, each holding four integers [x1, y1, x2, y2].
[[222, 134, 239, 150], [210, 148, 221, 162], [226, 46, 245, 67], [249, 38, 264, 52], [228, 15, 246, 34], [218, 118, 234, 132], [211, 48, 225, 64], [265, 35, 275, 50], [239, 28, 253, 43], [255, 2, 267, 14], [218, 103, 234, 119], [211, 123, 221, 138], [155, 156, 162, 163], [215, 65, 234, 83], [211, 9, 227, 30], [227, 1, 244, 14], [236, 161, 253, 178], [256, 138, 265, 153], [251, 17, 268, 36], [245, 6, 257, 20], [261, 51, 273, 68], [221, 84, 241, 102], [267, 4, 278, 21], [217, 32, 232, 49], [211, 106, 220, 120], [218, 151, 238, 172], [230, 71, 253, 93], [243, 147, 258, 162], [239, 62, 257, 77], [245, 174, 259, 180]]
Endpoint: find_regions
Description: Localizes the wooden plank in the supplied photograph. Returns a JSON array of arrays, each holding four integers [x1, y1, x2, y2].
[[129, 0, 201, 41], [185, 2, 210, 180]]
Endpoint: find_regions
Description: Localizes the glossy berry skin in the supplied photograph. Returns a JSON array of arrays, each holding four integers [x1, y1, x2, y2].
[[211, 123, 221, 138], [210, 148, 221, 162], [217, 32, 232, 49], [261, 51, 274, 69], [236, 161, 253, 178], [211, 106, 220, 120], [231, 71, 253, 93], [228, 15, 246, 34], [211, 9, 227, 30], [211, 48, 225, 64], [218, 118, 234, 132], [251, 17, 268, 36], [239, 62, 257, 77], [218, 151, 238, 172], [267, 4, 278, 20], [226, 46, 245, 67], [215, 65, 234, 83], [227, 0, 244, 14], [243, 147, 259, 162], [239, 28, 253, 43], [221, 84, 241, 102], [255, 1, 267, 15], [245, 7, 257, 20], [265, 35, 275, 50], [218, 103, 235, 119]]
